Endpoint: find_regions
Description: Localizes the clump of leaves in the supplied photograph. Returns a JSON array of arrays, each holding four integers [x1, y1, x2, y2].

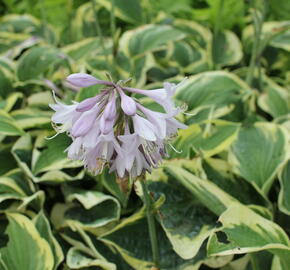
[[1, 0, 290, 269]]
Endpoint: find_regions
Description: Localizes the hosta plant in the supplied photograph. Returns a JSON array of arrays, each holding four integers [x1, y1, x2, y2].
[[0, 0, 290, 269]]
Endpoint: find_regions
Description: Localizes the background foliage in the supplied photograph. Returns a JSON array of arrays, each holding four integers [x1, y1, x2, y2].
[[1, 0, 290, 269]]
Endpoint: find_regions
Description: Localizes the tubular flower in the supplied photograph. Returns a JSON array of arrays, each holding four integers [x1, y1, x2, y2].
[[50, 73, 187, 178]]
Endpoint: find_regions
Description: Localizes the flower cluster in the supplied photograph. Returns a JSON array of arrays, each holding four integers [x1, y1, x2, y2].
[[50, 73, 187, 179]]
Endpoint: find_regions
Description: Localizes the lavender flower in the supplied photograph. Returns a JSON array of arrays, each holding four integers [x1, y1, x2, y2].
[[50, 73, 187, 179]]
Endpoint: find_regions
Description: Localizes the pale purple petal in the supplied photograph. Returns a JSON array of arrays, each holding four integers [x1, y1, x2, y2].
[[103, 93, 116, 120], [76, 95, 100, 112], [71, 107, 99, 137], [166, 117, 187, 137], [119, 89, 136, 116], [100, 116, 114, 134], [132, 115, 156, 141], [118, 133, 140, 170], [67, 73, 100, 87], [50, 103, 79, 124], [123, 87, 166, 100], [110, 154, 126, 177], [67, 137, 83, 159], [138, 104, 167, 139], [67, 73, 114, 88]]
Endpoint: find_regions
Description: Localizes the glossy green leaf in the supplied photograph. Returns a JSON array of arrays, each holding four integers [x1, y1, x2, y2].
[[11, 108, 52, 129], [62, 38, 102, 60], [163, 162, 237, 216], [212, 30, 243, 67], [206, 0, 245, 29], [174, 19, 211, 47], [0, 92, 23, 112], [176, 71, 248, 110], [269, 0, 290, 20], [120, 25, 186, 57], [203, 158, 269, 208], [0, 213, 54, 270], [32, 133, 80, 175], [170, 40, 208, 73], [34, 212, 64, 270], [147, 170, 217, 260], [207, 203, 290, 268], [258, 77, 290, 118], [0, 65, 14, 98], [172, 120, 240, 158], [98, 0, 142, 24], [0, 169, 44, 211], [278, 160, 290, 216], [17, 46, 65, 81], [63, 186, 121, 228], [101, 206, 207, 270], [66, 247, 116, 270], [0, 110, 25, 136], [229, 122, 289, 193]]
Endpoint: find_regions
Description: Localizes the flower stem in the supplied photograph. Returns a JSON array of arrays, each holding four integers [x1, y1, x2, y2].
[[212, 0, 224, 70], [90, 0, 110, 71], [110, 0, 117, 55], [40, 0, 48, 42], [140, 180, 160, 268], [246, 4, 265, 86]]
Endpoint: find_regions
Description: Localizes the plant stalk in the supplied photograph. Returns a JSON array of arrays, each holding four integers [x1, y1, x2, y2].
[[140, 180, 160, 268], [110, 0, 116, 54], [212, 0, 225, 70], [90, 0, 110, 70], [39, 0, 48, 42], [246, 4, 265, 86]]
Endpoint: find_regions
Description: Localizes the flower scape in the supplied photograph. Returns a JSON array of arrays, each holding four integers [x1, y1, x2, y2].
[[50, 73, 187, 179]]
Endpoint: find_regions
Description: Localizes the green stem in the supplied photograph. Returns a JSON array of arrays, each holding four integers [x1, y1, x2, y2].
[[110, 0, 118, 78], [39, 0, 48, 42], [90, 0, 110, 71], [140, 180, 160, 268], [110, 0, 116, 54], [212, 0, 224, 70], [246, 6, 264, 86]]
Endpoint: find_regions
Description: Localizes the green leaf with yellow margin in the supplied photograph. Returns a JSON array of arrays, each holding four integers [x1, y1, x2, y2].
[[119, 24, 186, 57], [17, 46, 65, 81], [0, 169, 44, 211], [229, 122, 289, 194], [163, 163, 237, 216], [172, 120, 240, 159], [212, 30, 243, 67], [62, 186, 121, 229], [258, 76, 290, 118], [278, 160, 290, 216], [97, 0, 142, 24], [207, 203, 290, 269], [34, 212, 64, 270], [11, 108, 51, 130], [146, 164, 217, 260], [176, 71, 249, 111], [66, 247, 116, 270], [0, 213, 54, 270], [100, 198, 208, 270], [0, 110, 25, 136]]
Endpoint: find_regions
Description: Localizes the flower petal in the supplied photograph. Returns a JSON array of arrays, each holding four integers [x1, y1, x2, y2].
[[138, 105, 167, 139], [119, 90, 136, 116], [103, 94, 116, 120], [67, 73, 105, 87], [132, 115, 156, 141], [76, 95, 100, 112], [71, 108, 98, 137]]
